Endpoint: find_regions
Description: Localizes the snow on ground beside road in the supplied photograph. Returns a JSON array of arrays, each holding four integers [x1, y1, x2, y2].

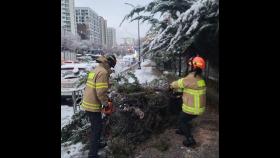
[[61, 105, 74, 129], [61, 142, 87, 158], [61, 106, 87, 158], [113, 57, 127, 75], [132, 59, 159, 84], [112, 57, 138, 79], [141, 59, 156, 67]]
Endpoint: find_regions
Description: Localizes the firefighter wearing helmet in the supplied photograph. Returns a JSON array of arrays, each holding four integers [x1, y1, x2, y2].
[[170, 55, 206, 148], [81, 54, 116, 158]]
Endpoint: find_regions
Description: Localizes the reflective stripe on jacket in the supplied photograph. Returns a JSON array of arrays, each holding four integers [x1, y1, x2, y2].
[[81, 62, 110, 112], [171, 72, 206, 115]]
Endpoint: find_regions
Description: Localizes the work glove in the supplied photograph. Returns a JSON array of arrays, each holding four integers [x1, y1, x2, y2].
[[169, 82, 177, 89], [168, 84, 174, 91]]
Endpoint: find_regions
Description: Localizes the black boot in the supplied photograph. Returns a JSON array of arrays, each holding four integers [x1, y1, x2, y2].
[[183, 137, 197, 148]]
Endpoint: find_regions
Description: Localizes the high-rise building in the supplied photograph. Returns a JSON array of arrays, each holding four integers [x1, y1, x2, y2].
[[93, 12, 101, 46], [75, 7, 101, 46], [61, 0, 77, 35], [107, 27, 116, 48], [99, 16, 107, 48]]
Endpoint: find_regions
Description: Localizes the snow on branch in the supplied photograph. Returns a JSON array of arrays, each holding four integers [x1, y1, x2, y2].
[[121, 0, 219, 57], [147, 0, 219, 53]]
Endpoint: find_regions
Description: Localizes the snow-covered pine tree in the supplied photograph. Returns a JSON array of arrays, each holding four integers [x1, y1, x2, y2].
[[121, 0, 219, 71]]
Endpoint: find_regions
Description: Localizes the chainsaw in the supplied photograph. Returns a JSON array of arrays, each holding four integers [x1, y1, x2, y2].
[[101, 98, 114, 119]]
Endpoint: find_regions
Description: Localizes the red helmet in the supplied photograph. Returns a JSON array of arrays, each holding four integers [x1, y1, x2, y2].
[[188, 55, 206, 70]]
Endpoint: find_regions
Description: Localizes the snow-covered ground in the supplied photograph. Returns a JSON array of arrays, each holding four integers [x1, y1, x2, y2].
[[61, 142, 87, 158], [61, 106, 86, 158], [113, 57, 127, 74], [131, 59, 159, 84], [114, 57, 138, 74], [61, 105, 74, 129]]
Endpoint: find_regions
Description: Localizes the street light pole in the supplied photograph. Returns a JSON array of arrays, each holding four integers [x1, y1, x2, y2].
[[124, 3, 141, 69], [137, 14, 141, 69]]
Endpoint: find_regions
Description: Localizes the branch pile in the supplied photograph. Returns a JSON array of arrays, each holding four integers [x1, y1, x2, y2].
[[61, 73, 182, 157]]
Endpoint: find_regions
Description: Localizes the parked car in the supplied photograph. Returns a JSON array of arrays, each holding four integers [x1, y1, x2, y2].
[[61, 64, 90, 104], [123, 54, 136, 65], [62, 60, 79, 65]]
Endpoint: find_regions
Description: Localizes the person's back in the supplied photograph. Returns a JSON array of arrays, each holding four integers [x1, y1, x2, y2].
[[179, 72, 206, 115], [170, 55, 206, 148], [81, 55, 116, 158], [82, 56, 110, 112]]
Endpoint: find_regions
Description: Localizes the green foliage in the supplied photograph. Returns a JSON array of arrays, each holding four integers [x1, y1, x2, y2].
[[147, 76, 170, 90], [112, 72, 142, 93], [61, 73, 182, 156], [122, 0, 219, 70], [61, 111, 90, 145]]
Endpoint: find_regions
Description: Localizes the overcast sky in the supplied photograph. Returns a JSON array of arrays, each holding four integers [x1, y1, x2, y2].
[[75, 0, 153, 44]]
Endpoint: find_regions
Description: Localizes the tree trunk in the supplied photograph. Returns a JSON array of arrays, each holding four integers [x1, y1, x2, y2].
[[179, 52, 182, 77], [206, 60, 210, 82], [174, 56, 177, 75]]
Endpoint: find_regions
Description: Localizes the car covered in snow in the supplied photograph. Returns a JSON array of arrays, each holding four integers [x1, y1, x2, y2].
[[62, 60, 79, 65], [61, 63, 93, 103], [122, 54, 136, 65]]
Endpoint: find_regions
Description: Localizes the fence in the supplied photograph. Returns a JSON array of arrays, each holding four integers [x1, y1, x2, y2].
[[61, 51, 76, 61], [71, 86, 85, 113]]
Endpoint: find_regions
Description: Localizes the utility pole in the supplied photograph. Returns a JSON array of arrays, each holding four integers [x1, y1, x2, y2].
[[179, 51, 182, 77], [137, 17, 141, 69], [124, 2, 141, 69]]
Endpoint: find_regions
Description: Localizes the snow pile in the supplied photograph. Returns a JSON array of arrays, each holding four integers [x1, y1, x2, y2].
[[113, 57, 128, 74], [61, 105, 74, 129], [61, 142, 86, 158], [61, 106, 87, 158], [123, 54, 136, 62], [113, 57, 138, 77], [132, 60, 159, 84]]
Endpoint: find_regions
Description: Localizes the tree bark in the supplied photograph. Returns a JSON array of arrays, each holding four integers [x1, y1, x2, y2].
[[206, 60, 210, 82], [179, 52, 182, 77], [174, 56, 177, 74]]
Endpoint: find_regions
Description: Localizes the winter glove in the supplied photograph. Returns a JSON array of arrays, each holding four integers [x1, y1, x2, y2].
[[169, 85, 176, 93], [169, 83, 173, 89]]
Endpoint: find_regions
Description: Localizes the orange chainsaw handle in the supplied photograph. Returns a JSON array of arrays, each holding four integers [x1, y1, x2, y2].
[[101, 100, 114, 115]]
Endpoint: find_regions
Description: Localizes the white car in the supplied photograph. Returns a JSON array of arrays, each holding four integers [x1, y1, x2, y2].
[[61, 64, 90, 103], [123, 54, 136, 65]]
